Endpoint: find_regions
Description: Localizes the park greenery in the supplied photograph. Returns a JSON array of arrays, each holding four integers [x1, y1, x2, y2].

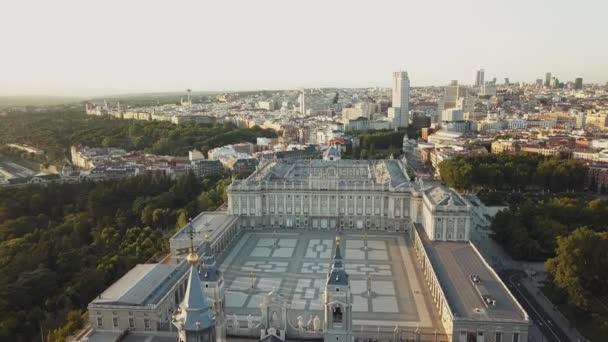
[[345, 127, 420, 159], [491, 196, 608, 338], [545, 227, 608, 339], [0, 106, 277, 165], [489, 194, 608, 339], [438, 153, 607, 337], [490, 197, 608, 260], [438, 153, 588, 192], [0, 173, 230, 341]]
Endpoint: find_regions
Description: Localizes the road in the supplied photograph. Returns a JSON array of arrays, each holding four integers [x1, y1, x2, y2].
[[500, 270, 571, 342], [469, 221, 582, 342]]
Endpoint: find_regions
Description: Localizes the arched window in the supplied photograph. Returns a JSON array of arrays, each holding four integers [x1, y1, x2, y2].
[[332, 305, 343, 323]]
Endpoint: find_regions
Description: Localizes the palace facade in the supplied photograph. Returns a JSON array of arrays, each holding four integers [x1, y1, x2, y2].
[[228, 159, 471, 241]]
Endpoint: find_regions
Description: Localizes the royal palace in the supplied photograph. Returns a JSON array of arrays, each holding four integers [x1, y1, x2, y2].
[[82, 159, 529, 342]]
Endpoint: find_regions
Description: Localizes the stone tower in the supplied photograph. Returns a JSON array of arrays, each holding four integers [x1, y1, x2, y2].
[[323, 236, 352, 342], [199, 237, 225, 341], [172, 238, 217, 342], [199, 239, 224, 313]]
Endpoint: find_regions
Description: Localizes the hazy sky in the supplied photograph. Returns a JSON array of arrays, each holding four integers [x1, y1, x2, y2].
[[1, 0, 606, 96]]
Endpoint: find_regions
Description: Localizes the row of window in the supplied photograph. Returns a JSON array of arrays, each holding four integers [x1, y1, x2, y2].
[[239, 194, 410, 201], [458, 330, 519, 342], [97, 316, 151, 330], [263, 194, 382, 200], [264, 207, 392, 215], [435, 232, 466, 241]]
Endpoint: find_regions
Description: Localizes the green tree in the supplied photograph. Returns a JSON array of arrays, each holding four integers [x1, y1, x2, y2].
[[546, 227, 608, 309], [175, 209, 189, 229]]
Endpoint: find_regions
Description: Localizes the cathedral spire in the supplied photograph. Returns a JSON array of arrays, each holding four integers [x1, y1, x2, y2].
[[328, 235, 348, 285], [324, 235, 352, 342], [186, 224, 199, 266], [333, 235, 343, 260], [173, 227, 217, 342], [331, 235, 344, 271]]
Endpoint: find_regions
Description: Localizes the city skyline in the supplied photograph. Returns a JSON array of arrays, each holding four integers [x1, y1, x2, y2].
[[1, 0, 607, 96]]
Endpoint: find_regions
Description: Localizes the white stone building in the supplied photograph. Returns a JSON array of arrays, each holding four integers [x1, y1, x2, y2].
[[421, 186, 472, 241], [228, 159, 416, 232], [228, 159, 471, 241]]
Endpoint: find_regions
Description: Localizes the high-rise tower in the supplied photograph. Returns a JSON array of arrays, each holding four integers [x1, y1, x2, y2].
[[475, 69, 485, 87], [299, 89, 306, 115], [545, 72, 552, 88], [387, 71, 410, 128], [323, 236, 352, 342]]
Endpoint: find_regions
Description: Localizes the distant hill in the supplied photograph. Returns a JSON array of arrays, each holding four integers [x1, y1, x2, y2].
[[86, 91, 223, 107], [0, 95, 83, 108]]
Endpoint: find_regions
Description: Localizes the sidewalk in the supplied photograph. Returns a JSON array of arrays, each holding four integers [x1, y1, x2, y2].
[[520, 275, 588, 342]]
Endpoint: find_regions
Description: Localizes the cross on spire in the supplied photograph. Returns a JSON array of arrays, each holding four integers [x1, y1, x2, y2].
[[186, 218, 200, 266], [187, 219, 196, 255]]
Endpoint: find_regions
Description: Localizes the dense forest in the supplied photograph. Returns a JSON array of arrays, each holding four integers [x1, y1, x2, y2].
[[0, 107, 277, 164], [0, 106, 276, 340], [0, 173, 230, 341], [438, 154, 588, 192]]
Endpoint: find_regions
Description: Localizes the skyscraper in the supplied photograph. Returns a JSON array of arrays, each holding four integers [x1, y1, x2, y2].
[[387, 70, 410, 128], [437, 80, 471, 120], [444, 80, 462, 106], [299, 89, 306, 114], [545, 72, 552, 88], [475, 69, 485, 87], [575, 78, 583, 90]]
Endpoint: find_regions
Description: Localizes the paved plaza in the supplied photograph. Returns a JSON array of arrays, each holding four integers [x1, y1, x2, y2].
[[219, 230, 440, 330]]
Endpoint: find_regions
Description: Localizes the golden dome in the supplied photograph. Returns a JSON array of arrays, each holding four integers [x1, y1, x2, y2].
[[186, 252, 199, 265]]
